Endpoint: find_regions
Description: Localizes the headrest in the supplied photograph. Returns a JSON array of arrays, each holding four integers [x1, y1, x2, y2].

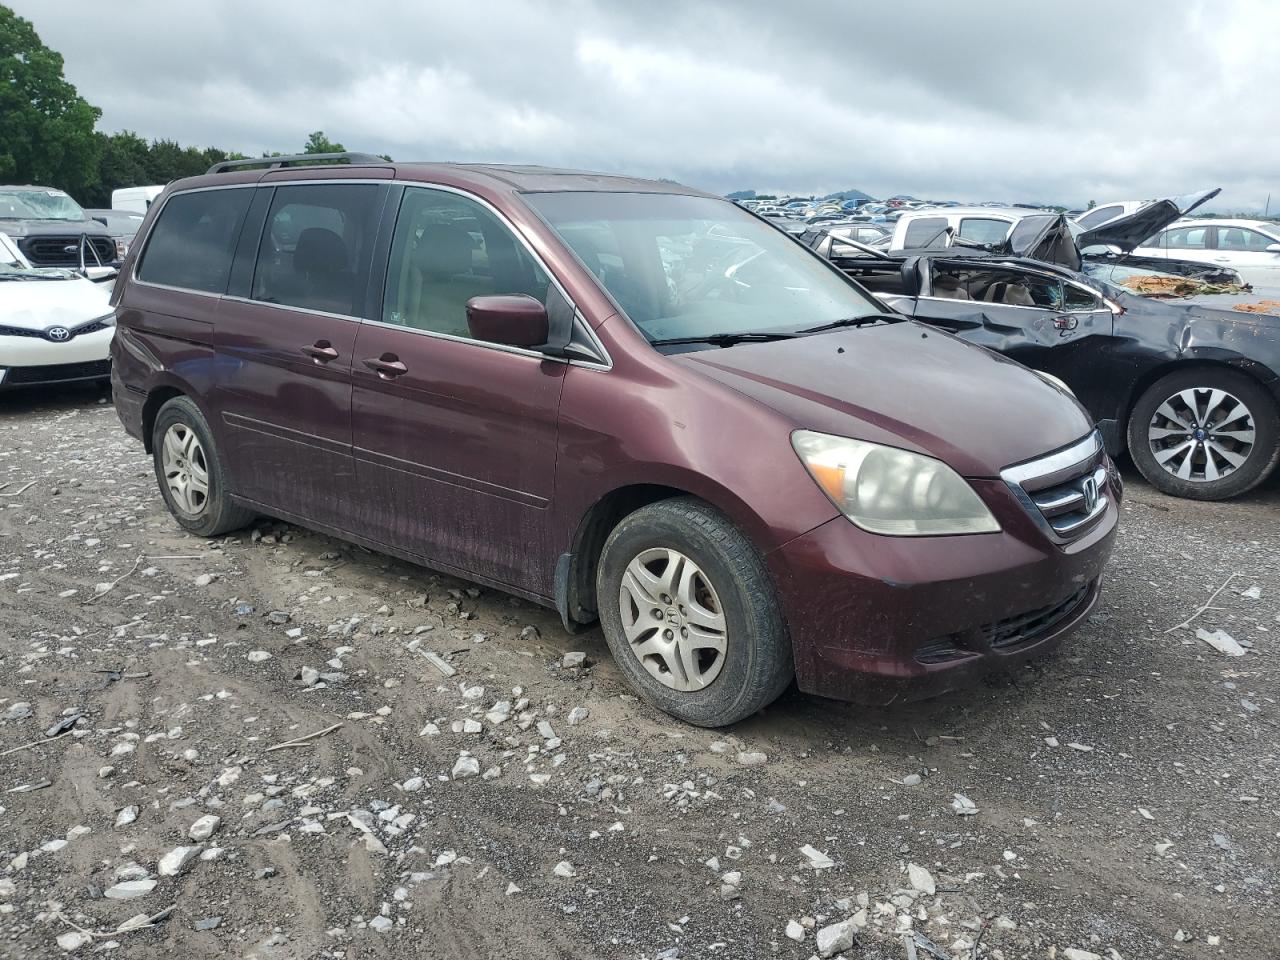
[[413, 224, 473, 277], [294, 228, 347, 274]]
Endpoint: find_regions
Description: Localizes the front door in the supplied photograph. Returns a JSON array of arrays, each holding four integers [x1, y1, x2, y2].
[[350, 185, 567, 594], [214, 181, 387, 528]]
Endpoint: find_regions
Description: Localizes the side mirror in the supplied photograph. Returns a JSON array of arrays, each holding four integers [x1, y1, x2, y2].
[[1266, 243, 1280, 253], [465, 294, 549, 348]]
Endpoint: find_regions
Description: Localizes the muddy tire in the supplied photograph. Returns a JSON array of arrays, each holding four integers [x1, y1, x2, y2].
[[1127, 368, 1279, 501], [596, 497, 792, 727], [151, 396, 255, 537]]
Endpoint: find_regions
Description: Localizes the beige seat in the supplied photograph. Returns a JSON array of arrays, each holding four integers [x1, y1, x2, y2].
[[932, 275, 972, 300]]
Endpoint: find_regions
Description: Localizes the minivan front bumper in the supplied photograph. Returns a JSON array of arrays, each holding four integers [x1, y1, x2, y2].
[[767, 471, 1119, 705]]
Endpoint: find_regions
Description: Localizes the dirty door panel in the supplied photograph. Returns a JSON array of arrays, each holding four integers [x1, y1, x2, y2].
[[349, 184, 567, 595]]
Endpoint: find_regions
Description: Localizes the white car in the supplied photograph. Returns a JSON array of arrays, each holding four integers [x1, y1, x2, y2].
[[1132, 218, 1280, 287], [0, 233, 115, 391]]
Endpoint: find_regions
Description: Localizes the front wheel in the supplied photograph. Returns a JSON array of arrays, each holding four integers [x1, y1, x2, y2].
[[596, 497, 792, 727], [1127, 368, 1279, 500]]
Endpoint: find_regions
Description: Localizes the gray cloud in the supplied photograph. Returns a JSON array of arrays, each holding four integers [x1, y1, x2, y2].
[[13, 0, 1279, 210]]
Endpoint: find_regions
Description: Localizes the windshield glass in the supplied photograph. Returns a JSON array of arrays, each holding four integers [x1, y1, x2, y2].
[[525, 192, 884, 343], [0, 189, 86, 221]]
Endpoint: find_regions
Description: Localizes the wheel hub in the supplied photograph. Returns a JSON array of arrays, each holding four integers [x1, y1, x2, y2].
[[1147, 386, 1256, 483]]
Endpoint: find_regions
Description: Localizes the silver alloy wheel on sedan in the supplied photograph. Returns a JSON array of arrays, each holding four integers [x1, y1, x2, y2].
[[161, 423, 211, 516], [618, 547, 728, 691], [1147, 386, 1256, 482]]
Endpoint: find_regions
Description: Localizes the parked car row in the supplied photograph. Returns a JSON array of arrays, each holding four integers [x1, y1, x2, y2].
[[105, 154, 1120, 726]]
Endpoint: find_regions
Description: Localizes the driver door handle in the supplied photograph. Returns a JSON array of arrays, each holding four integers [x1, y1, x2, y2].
[[301, 341, 339, 363], [363, 354, 408, 379]]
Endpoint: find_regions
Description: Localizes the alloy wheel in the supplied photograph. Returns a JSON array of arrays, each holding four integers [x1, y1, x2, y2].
[[161, 423, 211, 515], [1147, 386, 1256, 483], [618, 547, 728, 692]]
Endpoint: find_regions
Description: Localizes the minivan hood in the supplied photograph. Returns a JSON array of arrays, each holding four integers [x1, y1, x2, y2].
[[674, 322, 1094, 478], [0, 275, 112, 329]]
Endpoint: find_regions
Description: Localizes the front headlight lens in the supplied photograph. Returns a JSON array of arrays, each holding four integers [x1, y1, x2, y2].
[[791, 430, 1000, 536]]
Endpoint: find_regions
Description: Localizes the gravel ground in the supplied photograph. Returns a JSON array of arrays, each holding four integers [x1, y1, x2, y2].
[[0, 384, 1276, 960]]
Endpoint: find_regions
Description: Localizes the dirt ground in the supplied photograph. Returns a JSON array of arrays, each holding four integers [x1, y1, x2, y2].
[[0, 384, 1276, 960]]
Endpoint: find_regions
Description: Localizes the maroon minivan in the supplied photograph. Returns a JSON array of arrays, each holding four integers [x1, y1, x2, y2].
[[110, 155, 1119, 726]]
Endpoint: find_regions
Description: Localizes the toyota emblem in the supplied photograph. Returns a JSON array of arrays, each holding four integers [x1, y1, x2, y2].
[[47, 327, 71, 342], [1082, 476, 1099, 512]]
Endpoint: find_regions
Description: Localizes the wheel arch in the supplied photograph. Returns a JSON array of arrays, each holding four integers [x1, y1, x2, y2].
[[140, 375, 214, 453]]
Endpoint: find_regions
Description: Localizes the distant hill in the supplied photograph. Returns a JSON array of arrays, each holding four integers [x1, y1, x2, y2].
[[822, 188, 875, 202]]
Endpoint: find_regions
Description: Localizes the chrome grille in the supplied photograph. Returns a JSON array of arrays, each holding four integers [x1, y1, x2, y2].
[[18, 235, 116, 267], [1002, 432, 1109, 543]]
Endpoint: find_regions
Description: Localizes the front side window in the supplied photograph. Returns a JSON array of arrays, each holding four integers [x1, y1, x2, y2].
[[137, 189, 252, 294], [526, 191, 884, 344], [1063, 283, 1105, 311], [381, 188, 551, 337], [958, 217, 1012, 245], [930, 266, 1061, 308], [1162, 225, 1209, 249], [251, 183, 381, 315]]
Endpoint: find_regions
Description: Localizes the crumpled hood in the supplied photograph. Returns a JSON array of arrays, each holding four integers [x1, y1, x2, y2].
[[0, 276, 112, 330], [674, 322, 1095, 478]]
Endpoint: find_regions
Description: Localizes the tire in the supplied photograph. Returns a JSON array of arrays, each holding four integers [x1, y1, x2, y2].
[[151, 396, 255, 536], [596, 497, 792, 727], [1127, 367, 1280, 501]]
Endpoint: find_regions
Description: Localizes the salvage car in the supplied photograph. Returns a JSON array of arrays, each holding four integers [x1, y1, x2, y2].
[[110, 155, 1119, 725], [86, 209, 147, 261], [1131, 218, 1280, 288], [0, 233, 116, 391], [0, 185, 118, 269], [807, 232, 1280, 501]]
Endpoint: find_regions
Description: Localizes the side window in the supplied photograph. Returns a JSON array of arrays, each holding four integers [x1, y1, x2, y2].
[[382, 188, 550, 338], [902, 217, 949, 248], [1063, 284, 1104, 311], [137, 189, 251, 293], [1076, 204, 1123, 229], [958, 218, 1011, 245], [932, 267, 1061, 308], [250, 183, 382, 316], [1217, 227, 1276, 251], [1163, 225, 1209, 249]]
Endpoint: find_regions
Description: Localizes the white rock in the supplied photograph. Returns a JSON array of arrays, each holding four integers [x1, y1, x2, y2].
[[401, 776, 425, 792], [193, 573, 215, 587], [816, 916, 859, 957], [505, 882, 521, 895], [736, 751, 767, 766], [553, 860, 576, 878], [451, 755, 480, 779], [567, 706, 590, 726], [901, 773, 922, 786], [188, 815, 221, 842], [1196, 627, 1246, 657], [158, 845, 200, 877], [1062, 950, 1103, 960], [799, 844, 834, 869], [104, 879, 156, 900], [56, 931, 91, 952], [536, 720, 556, 740], [952, 793, 979, 815], [785, 920, 805, 942], [368, 916, 393, 933], [907, 862, 936, 895], [246, 650, 272, 663]]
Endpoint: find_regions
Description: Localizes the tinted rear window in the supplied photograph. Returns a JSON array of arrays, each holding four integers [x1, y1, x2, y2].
[[902, 217, 948, 248], [138, 189, 251, 293]]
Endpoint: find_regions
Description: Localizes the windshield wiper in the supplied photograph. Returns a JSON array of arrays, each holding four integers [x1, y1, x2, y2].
[[648, 331, 799, 348], [796, 313, 901, 334]]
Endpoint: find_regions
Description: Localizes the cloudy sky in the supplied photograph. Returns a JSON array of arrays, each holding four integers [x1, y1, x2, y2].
[[14, 0, 1279, 210]]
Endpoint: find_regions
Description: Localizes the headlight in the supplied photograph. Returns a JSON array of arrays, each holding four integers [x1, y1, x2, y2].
[[791, 430, 1000, 536]]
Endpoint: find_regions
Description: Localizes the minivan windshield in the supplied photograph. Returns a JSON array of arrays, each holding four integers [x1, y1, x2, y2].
[[0, 189, 87, 222], [525, 192, 887, 346]]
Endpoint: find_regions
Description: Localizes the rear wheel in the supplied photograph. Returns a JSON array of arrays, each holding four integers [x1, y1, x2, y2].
[[151, 396, 255, 536], [1127, 368, 1279, 500], [596, 497, 792, 727]]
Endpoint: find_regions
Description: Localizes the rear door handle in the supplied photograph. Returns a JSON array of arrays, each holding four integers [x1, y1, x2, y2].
[[363, 354, 408, 379], [301, 341, 339, 363]]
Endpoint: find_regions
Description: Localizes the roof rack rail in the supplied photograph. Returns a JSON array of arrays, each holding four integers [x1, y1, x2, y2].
[[206, 152, 388, 175]]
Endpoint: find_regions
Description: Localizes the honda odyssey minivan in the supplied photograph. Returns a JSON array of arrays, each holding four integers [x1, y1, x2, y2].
[[110, 155, 1119, 726]]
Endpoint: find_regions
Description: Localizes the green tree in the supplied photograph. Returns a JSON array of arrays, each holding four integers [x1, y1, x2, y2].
[[304, 130, 346, 154], [0, 5, 102, 197]]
